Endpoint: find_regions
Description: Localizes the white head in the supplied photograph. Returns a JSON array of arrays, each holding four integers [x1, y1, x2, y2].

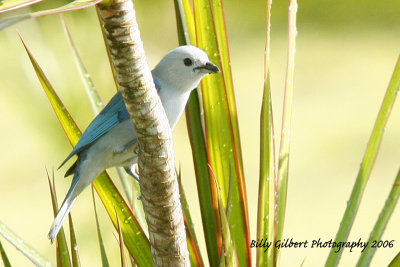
[[152, 45, 220, 92]]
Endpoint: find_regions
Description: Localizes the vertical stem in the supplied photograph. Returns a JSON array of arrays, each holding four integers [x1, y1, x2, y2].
[[97, 0, 190, 265]]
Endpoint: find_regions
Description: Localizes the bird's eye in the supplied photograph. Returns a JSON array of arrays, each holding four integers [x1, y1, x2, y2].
[[183, 58, 193, 66]]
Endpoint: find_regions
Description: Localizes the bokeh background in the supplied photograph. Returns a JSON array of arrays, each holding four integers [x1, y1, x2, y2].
[[1, 0, 400, 266]]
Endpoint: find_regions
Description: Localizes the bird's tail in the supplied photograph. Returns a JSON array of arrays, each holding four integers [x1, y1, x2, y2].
[[48, 183, 78, 243]]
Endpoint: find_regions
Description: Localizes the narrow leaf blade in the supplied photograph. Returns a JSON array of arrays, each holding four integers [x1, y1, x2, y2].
[[356, 168, 400, 266], [326, 55, 400, 266], [61, 15, 104, 114], [0, 0, 42, 13], [213, 174, 238, 267], [0, 0, 103, 30], [91, 188, 110, 267], [389, 250, 400, 267], [257, 72, 275, 267], [256, 1, 275, 266], [115, 210, 127, 267], [194, 0, 250, 265], [47, 173, 72, 267], [0, 221, 54, 267], [275, 0, 298, 264], [175, 2, 220, 265], [0, 239, 12, 267], [68, 216, 80, 267]]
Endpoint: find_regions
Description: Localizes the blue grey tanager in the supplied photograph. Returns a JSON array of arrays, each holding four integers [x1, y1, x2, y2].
[[48, 45, 220, 242]]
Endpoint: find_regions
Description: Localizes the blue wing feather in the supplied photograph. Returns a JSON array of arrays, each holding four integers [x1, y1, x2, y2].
[[59, 78, 161, 168]]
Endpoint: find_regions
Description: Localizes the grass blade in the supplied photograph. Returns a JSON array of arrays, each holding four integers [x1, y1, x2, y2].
[[356, 168, 400, 266], [326, 55, 400, 266], [115, 168, 133, 209], [0, 239, 12, 267], [0, 0, 42, 13], [186, 90, 221, 266], [212, 171, 238, 267], [0, 0, 103, 30], [193, 0, 250, 265], [275, 0, 297, 264], [60, 15, 104, 114], [47, 173, 72, 267], [175, 1, 220, 265], [91, 188, 110, 267], [257, 74, 275, 267], [0, 220, 54, 267], [68, 215, 80, 267], [174, 0, 195, 45], [210, 1, 247, 206], [256, 0, 275, 266], [21, 37, 152, 266], [115, 210, 127, 267], [389, 250, 400, 267]]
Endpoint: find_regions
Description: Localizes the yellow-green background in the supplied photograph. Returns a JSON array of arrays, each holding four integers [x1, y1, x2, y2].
[[0, 0, 399, 266]]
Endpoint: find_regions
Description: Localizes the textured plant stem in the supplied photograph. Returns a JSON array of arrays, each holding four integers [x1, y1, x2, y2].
[[97, 0, 190, 266]]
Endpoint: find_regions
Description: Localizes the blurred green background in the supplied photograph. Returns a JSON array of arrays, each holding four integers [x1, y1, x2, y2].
[[1, 0, 400, 266]]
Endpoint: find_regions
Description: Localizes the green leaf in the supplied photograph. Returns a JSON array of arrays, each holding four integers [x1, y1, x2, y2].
[[174, 1, 220, 265], [186, 91, 221, 266], [93, 177, 151, 266], [68, 215, 80, 267], [60, 15, 104, 114], [0, 0, 103, 30], [0, 0, 42, 13], [257, 72, 275, 267], [193, 0, 250, 265], [115, 209, 127, 267], [256, 1, 275, 266], [115, 168, 133, 208], [0, 239, 12, 267], [389, 250, 400, 267], [0, 220, 54, 267], [356, 168, 400, 266], [174, 0, 195, 45], [91, 188, 110, 267], [213, 175, 238, 267], [275, 0, 297, 264], [21, 37, 152, 267], [47, 172, 72, 267], [326, 55, 400, 266]]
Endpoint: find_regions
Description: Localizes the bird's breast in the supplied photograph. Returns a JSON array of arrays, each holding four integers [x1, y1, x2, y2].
[[159, 88, 191, 129]]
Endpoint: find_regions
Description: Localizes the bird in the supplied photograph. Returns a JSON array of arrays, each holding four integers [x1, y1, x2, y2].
[[48, 45, 220, 243]]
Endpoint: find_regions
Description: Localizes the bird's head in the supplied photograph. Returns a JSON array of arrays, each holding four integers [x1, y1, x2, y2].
[[152, 45, 220, 92]]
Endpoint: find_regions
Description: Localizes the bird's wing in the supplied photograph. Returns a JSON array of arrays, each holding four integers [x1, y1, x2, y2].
[[59, 77, 161, 168], [59, 91, 129, 168]]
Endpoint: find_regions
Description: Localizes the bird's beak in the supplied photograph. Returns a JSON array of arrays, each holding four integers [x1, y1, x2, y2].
[[194, 62, 220, 74]]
